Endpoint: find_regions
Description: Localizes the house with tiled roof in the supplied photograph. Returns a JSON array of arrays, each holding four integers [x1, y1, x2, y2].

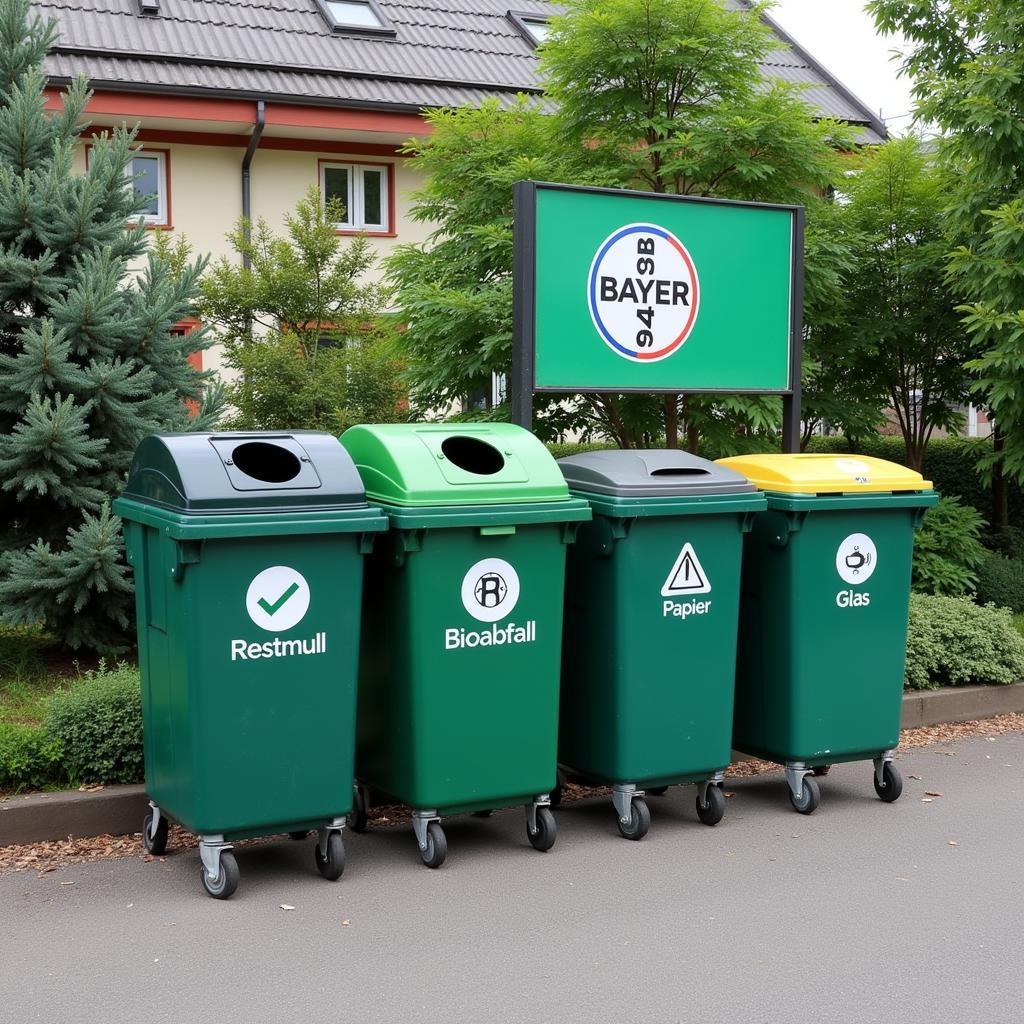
[[35, 0, 887, 374]]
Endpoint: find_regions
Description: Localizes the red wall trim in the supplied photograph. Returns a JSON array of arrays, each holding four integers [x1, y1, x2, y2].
[[265, 102, 428, 135], [84, 125, 405, 157], [44, 88, 431, 136], [317, 157, 397, 237]]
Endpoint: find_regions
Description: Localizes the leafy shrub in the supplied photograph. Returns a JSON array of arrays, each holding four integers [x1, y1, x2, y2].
[[0, 723, 64, 792], [43, 663, 143, 785], [911, 496, 988, 596], [546, 441, 616, 460], [974, 554, 1024, 613], [987, 525, 1024, 560], [904, 594, 1024, 689]]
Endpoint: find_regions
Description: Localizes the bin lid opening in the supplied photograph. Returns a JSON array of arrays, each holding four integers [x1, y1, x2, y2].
[[440, 435, 505, 476], [230, 441, 302, 484], [558, 449, 756, 497]]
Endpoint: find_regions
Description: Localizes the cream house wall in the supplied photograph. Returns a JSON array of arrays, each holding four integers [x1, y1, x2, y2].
[[73, 138, 430, 377]]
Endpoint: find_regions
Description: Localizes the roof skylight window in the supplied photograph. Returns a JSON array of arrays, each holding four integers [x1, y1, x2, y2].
[[318, 0, 395, 36], [508, 10, 550, 47]]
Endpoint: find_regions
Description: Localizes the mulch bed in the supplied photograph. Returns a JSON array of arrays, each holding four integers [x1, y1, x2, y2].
[[3, 712, 1022, 879]]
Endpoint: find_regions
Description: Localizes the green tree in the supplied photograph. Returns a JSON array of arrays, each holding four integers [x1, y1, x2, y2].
[[831, 136, 970, 471], [199, 185, 406, 434], [869, 0, 1024, 508], [389, 0, 850, 450], [0, 0, 221, 654], [797, 197, 884, 447]]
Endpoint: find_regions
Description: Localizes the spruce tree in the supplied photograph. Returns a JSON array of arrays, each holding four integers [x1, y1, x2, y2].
[[0, 0, 222, 653]]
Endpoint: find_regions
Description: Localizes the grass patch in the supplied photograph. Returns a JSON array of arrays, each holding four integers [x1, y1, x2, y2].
[[0, 624, 99, 727]]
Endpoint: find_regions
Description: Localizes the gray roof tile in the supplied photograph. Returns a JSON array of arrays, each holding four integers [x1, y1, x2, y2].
[[36, 0, 885, 140]]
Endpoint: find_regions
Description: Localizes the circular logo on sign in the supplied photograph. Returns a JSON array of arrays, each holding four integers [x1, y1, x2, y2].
[[588, 222, 700, 362], [835, 534, 877, 586], [461, 558, 520, 623], [245, 565, 311, 632]]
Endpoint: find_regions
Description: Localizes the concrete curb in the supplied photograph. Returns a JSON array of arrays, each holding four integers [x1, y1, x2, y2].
[[1, 784, 148, 848], [2, 683, 1022, 849], [899, 681, 1024, 729]]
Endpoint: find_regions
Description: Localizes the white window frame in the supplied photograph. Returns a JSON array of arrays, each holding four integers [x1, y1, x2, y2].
[[508, 10, 550, 47], [126, 149, 168, 226], [316, 0, 396, 36], [320, 161, 390, 233]]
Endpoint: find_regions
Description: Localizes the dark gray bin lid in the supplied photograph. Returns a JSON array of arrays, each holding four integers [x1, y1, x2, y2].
[[122, 432, 368, 513], [558, 449, 756, 498]]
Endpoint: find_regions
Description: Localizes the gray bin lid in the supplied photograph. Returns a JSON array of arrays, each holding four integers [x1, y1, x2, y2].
[[122, 432, 368, 513], [558, 449, 756, 498]]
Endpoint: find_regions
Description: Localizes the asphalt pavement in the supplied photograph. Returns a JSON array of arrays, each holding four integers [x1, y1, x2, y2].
[[2, 734, 1021, 1024]]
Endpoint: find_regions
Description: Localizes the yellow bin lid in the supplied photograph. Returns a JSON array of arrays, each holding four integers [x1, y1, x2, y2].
[[715, 453, 932, 495]]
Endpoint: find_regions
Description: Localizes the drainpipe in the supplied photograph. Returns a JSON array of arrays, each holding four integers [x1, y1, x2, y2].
[[241, 100, 266, 270]]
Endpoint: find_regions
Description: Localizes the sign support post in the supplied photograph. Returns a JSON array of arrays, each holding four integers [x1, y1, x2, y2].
[[511, 180, 804, 449], [511, 181, 535, 430]]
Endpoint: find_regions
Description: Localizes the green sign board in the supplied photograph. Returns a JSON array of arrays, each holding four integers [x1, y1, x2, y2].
[[512, 182, 805, 442]]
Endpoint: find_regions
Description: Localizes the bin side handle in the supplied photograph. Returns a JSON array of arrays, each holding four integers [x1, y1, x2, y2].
[[480, 525, 516, 536], [169, 540, 203, 582]]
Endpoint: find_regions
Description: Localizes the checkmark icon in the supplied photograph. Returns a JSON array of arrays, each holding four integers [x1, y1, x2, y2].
[[257, 581, 299, 616]]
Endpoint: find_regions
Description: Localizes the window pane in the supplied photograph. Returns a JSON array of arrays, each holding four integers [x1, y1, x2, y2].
[[132, 155, 160, 216], [324, 1, 382, 28], [362, 168, 383, 226], [524, 18, 550, 43], [323, 166, 350, 222]]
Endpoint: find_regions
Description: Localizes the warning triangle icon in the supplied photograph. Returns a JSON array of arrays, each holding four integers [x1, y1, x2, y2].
[[661, 542, 711, 596]]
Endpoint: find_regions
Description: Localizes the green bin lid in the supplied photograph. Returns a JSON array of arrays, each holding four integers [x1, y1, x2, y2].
[[558, 449, 756, 498], [339, 423, 571, 506], [121, 432, 369, 514]]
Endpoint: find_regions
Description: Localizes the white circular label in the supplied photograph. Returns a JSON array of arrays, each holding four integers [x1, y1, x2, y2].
[[587, 222, 700, 362], [245, 565, 311, 632], [460, 558, 520, 623], [836, 534, 877, 585]]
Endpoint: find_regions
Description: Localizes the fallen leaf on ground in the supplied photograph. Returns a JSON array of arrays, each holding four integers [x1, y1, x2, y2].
[[723, 792, 736, 798], [948, 840, 958, 847], [279, 904, 295, 911], [59, 880, 74, 885], [921, 798, 933, 803], [341, 919, 351, 927], [908, 774, 923, 780], [925, 791, 943, 797]]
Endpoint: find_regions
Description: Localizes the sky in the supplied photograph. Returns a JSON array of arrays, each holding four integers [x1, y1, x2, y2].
[[769, 0, 918, 135]]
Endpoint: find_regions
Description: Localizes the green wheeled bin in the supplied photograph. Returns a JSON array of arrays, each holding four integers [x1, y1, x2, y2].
[[716, 453, 938, 814], [113, 432, 386, 898], [339, 424, 590, 868], [556, 450, 766, 839]]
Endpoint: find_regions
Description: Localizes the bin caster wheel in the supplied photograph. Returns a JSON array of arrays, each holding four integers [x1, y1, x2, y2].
[[527, 806, 557, 852], [288, 831, 309, 841], [812, 765, 832, 777], [874, 761, 903, 803], [789, 775, 820, 815], [696, 784, 726, 826], [200, 851, 239, 900], [349, 785, 369, 834], [616, 797, 650, 841], [647, 786, 669, 797], [143, 811, 168, 855], [420, 822, 447, 869], [315, 832, 345, 881]]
